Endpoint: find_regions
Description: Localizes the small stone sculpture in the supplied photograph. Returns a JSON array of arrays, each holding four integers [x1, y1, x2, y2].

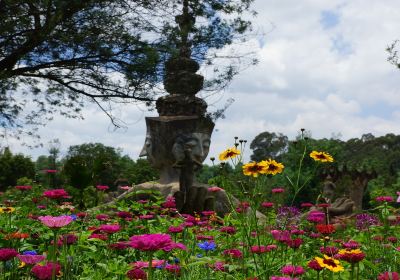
[[312, 177, 354, 223]]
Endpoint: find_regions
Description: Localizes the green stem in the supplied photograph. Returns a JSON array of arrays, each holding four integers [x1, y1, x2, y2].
[[148, 252, 154, 280], [52, 230, 58, 280]]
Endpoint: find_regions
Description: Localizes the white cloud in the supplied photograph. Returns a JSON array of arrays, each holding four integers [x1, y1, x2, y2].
[[4, 0, 400, 167]]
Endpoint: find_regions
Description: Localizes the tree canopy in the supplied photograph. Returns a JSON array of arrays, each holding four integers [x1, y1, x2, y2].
[[0, 0, 255, 140]]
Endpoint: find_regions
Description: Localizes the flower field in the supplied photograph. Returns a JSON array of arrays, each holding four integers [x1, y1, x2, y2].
[[0, 148, 399, 280]]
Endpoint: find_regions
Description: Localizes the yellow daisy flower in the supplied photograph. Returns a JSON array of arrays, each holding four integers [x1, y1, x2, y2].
[[0, 207, 15, 214], [315, 255, 344, 272], [242, 161, 268, 177], [310, 151, 334, 162], [219, 147, 241, 161], [261, 159, 285, 175]]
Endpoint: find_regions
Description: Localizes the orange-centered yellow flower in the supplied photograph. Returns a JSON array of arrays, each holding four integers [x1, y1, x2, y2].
[[310, 151, 334, 162], [219, 147, 241, 161], [242, 161, 268, 177], [315, 255, 344, 272], [261, 159, 284, 175]]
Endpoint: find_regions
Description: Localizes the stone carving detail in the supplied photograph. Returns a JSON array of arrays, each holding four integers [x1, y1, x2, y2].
[[311, 177, 355, 223]]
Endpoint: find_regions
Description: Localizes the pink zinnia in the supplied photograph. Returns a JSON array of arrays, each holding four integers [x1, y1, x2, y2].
[[223, 249, 243, 258], [96, 185, 109, 191], [31, 262, 61, 280], [271, 230, 291, 242], [165, 264, 181, 275], [17, 254, 46, 265], [378, 272, 399, 280], [130, 234, 175, 251], [376, 196, 394, 202], [281, 265, 305, 276], [261, 202, 274, 208], [88, 233, 108, 240], [208, 186, 223, 192], [168, 225, 184, 233], [95, 214, 109, 221], [99, 224, 121, 234], [162, 196, 176, 208], [300, 202, 313, 208], [120, 185, 132, 191], [43, 189, 69, 199], [250, 245, 277, 254], [272, 188, 285, 193], [127, 268, 147, 279], [131, 260, 165, 268], [16, 185, 32, 191], [44, 169, 57, 173], [38, 215, 73, 228], [307, 211, 325, 223], [220, 226, 236, 234], [0, 248, 18, 261]]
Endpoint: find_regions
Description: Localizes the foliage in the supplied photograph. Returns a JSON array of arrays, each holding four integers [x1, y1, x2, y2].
[[62, 143, 124, 189], [0, 0, 256, 141], [0, 147, 35, 191], [250, 131, 288, 162]]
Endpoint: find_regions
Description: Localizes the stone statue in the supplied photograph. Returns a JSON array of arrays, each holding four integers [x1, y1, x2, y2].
[[312, 177, 354, 223]]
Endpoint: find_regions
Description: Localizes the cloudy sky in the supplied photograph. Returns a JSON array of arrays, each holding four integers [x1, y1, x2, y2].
[[5, 0, 400, 163]]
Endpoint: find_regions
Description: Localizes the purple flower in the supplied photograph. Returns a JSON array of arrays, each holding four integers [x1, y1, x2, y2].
[[355, 213, 379, 230]]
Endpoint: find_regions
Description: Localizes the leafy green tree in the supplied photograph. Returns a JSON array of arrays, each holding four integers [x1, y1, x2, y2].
[[0, 147, 35, 190], [119, 157, 158, 185], [0, 0, 255, 140], [250, 131, 288, 162], [62, 143, 123, 189]]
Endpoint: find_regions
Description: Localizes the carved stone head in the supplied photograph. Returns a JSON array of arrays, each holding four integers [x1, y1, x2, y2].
[[139, 116, 214, 183]]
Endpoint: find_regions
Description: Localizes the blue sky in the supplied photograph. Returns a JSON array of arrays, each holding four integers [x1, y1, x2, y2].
[[4, 0, 400, 164]]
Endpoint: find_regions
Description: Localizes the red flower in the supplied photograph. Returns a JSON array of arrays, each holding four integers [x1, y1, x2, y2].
[[316, 224, 335, 235], [127, 268, 147, 280], [337, 249, 365, 263], [0, 248, 18, 261], [285, 238, 303, 249], [308, 259, 323, 271]]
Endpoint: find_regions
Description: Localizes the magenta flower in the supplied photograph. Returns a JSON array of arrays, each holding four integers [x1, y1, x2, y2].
[[99, 224, 121, 234], [281, 265, 305, 276], [43, 189, 69, 199], [208, 186, 223, 192], [127, 268, 147, 279], [95, 214, 109, 221], [0, 248, 18, 261], [307, 211, 325, 223], [96, 185, 109, 191], [261, 202, 274, 208], [376, 196, 394, 202], [223, 249, 243, 258], [220, 226, 237, 234], [378, 272, 399, 280], [44, 169, 57, 173], [130, 234, 175, 251], [272, 187, 285, 193], [31, 262, 61, 280], [162, 196, 176, 208], [17, 254, 46, 265], [168, 225, 184, 233], [38, 215, 73, 228], [15, 185, 32, 191]]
